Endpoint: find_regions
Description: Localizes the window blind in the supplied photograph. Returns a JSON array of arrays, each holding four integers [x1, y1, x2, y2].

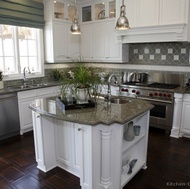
[[0, 0, 45, 28]]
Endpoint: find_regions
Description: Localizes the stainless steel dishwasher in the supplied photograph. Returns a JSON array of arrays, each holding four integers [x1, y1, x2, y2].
[[0, 93, 20, 140]]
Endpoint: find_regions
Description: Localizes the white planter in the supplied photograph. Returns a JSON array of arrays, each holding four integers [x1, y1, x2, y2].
[[0, 81, 4, 89], [76, 88, 90, 103]]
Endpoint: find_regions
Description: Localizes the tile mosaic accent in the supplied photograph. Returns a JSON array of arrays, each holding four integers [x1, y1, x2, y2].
[[129, 42, 190, 65]]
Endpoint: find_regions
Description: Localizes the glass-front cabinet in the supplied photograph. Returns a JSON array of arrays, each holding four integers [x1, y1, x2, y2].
[[95, 3, 105, 20], [80, 0, 116, 22], [82, 5, 92, 22], [109, 0, 116, 18], [44, 0, 75, 21], [54, 1, 75, 21]]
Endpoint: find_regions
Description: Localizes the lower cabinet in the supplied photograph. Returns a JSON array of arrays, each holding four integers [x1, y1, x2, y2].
[[18, 86, 59, 134], [180, 94, 190, 137], [55, 120, 92, 186], [32, 110, 150, 189]]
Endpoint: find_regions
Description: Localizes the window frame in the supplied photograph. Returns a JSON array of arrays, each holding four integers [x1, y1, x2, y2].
[[0, 25, 44, 81]]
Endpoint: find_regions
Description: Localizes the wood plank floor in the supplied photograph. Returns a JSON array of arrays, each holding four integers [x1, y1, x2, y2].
[[0, 128, 190, 189]]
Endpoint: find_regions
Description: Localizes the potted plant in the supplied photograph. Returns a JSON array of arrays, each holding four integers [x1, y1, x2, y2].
[[60, 63, 102, 104], [0, 71, 3, 89]]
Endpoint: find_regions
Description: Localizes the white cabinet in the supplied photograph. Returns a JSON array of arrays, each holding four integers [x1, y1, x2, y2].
[[55, 120, 92, 184], [180, 94, 190, 137], [80, 22, 94, 61], [18, 86, 59, 134], [44, 0, 79, 63], [159, 0, 187, 25], [79, 0, 116, 23], [135, 0, 159, 27], [80, 20, 128, 62], [117, 0, 190, 43], [45, 21, 80, 63], [32, 112, 57, 172]]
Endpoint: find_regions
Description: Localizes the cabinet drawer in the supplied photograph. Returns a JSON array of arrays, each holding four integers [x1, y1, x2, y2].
[[18, 90, 37, 100], [38, 86, 59, 96]]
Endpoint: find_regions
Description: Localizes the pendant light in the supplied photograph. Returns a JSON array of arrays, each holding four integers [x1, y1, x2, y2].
[[115, 0, 130, 30], [70, 0, 81, 35]]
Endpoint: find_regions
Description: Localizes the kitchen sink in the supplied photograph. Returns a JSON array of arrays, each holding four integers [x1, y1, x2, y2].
[[110, 97, 132, 104], [7, 83, 48, 90]]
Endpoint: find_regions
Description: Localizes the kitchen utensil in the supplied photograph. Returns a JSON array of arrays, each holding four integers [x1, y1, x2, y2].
[[134, 125, 141, 136], [122, 71, 128, 83], [138, 73, 148, 83]]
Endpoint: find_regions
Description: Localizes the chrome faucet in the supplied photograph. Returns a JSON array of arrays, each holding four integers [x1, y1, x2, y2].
[[107, 74, 118, 102], [23, 67, 31, 86]]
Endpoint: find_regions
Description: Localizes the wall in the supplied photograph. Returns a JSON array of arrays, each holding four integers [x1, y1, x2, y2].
[[44, 42, 190, 86]]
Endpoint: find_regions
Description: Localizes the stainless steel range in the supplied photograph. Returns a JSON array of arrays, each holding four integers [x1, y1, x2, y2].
[[119, 73, 183, 132]]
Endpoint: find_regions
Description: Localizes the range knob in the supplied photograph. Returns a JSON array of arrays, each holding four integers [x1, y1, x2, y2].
[[167, 94, 171, 98], [154, 92, 158, 96], [132, 89, 136, 93], [136, 91, 140, 95], [159, 93, 162, 97], [124, 89, 129, 92], [149, 93, 153, 97], [163, 93, 167, 97]]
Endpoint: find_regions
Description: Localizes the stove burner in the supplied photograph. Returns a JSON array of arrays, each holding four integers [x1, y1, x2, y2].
[[147, 82, 180, 89]]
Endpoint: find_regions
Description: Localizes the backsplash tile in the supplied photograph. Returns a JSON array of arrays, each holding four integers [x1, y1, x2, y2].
[[129, 42, 190, 65]]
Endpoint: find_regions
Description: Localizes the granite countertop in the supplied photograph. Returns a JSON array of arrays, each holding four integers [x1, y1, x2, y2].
[[29, 96, 154, 126], [0, 81, 60, 95]]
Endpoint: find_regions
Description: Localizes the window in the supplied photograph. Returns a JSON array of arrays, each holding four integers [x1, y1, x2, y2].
[[0, 25, 44, 80]]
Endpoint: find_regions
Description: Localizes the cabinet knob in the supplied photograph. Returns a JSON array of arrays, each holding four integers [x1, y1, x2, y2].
[[78, 128, 82, 131], [37, 115, 40, 118]]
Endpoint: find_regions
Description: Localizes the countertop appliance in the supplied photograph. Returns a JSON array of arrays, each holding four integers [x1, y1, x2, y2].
[[119, 73, 183, 133], [0, 93, 20, 140]]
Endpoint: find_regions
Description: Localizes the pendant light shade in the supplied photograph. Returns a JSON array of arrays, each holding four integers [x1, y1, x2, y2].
[[115, 0, 130, 30], [70, 0, 81, 35]]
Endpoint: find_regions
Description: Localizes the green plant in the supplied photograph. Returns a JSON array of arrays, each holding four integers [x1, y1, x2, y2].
[[60, 63, 102, 103], [0, 71, 3, 81]]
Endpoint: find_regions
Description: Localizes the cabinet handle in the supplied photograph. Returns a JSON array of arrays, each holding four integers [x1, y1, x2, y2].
[[78, 128, 82, 131]]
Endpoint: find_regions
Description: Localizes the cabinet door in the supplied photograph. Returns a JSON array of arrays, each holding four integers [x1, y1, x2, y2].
[[94, 22, 107, 60], [181, 102, 190, 133], [136, 0, 159, 27], [65, 23, 80, 59], [55, 120, 74, 167], [53, 21, 70, 61], [19, 98, 35, 135], [80, 23, 94, 61], [125, 0, 137, 27], [159, 0, 186, 25], [107, 20, 122, 61], [94, 20, 122, 62]]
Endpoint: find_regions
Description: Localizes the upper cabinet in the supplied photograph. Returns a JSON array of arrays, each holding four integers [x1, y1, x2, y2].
[[79, 0, 116, 22], [116, 0, 190, 43], [79, 0, 128, 63], [43, 0, 80, 63]]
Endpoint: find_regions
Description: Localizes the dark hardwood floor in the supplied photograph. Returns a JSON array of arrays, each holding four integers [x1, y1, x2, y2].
[[0, 128, 190, 189]]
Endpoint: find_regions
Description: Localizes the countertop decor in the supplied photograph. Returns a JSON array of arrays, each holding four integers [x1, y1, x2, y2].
[[59, 63, 103, 104]]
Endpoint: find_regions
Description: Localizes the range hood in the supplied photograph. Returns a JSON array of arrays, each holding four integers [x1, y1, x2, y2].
[[116, 23, 188, 43]]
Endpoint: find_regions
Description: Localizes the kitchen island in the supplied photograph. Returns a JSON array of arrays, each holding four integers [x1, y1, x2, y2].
[[30, 96, 153, 189]]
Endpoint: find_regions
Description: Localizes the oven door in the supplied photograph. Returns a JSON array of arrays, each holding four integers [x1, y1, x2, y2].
[[137, 97, 174, 130]]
